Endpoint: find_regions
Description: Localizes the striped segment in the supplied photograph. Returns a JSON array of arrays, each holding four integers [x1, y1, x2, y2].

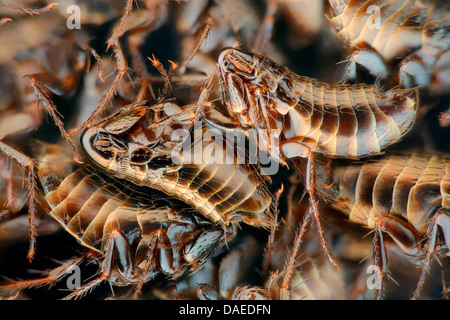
[[329, 0, 450, 61], [314, 152, 450, 233], [126, 138, 275, 229], [283, 76, 416, 158], [81, 109, 276, 230], [44, 168, 142, 253], [217, 48, 417, 160], [37, 144, 235, 279]]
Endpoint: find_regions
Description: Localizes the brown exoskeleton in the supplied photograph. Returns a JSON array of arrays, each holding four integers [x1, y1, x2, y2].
[[0, 29, 104, 260], [213, 47, 418, 267], [80, 100, 276, 230], [0, 1, 166, 262], [0, 154, 61, 251], [1, 141, 237, 299], [328, 0, 450, 95], [216, 48, 418, 162], [313, 151, 450, 299]]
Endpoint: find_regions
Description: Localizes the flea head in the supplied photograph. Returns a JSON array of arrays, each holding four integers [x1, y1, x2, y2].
[[81, 128, 155, 176], [217, 48, 258, 81], [217, 47, 297, 127]]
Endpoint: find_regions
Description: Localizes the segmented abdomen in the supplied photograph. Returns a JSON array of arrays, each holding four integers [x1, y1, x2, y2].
[[127, 139, 275, 229], [328, 0, 450, 93], [37, 145, 234, 278], [283, 76, 417, 158], [314, 152, 450, 233], [328, 0, 449, 61]]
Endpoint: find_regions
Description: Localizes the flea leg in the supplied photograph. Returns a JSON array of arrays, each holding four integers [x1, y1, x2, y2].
[[63, 230, 133, 300], [371, 215, 422, 299], [340, 49, 389, 84], [0, 141, 37, 261], [279, 211, 311, 300], [262, 185, 283, 274], [252, 0, 277, 54], [148, 55, 177, 99], [0, 156, 14, 208], [0, 3, 58, 16], [106, 0, 135, 51], [70, 40, 129, 135], [180, 17, 214, 74], [294, 151, 338, 269], [0, 254, 87, 297], [28, 75, 81, 163], [413, 211, 450, 299], [133, 229, 182, 299]]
